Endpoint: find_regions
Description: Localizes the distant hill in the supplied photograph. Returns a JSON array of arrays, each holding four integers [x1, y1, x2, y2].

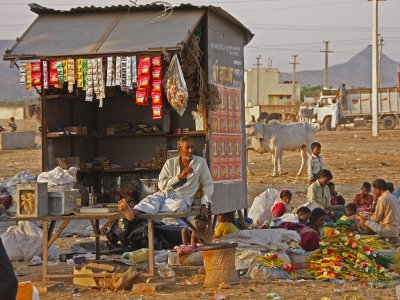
[[280, 47, 400, 88], [0, 40, 37, 103]]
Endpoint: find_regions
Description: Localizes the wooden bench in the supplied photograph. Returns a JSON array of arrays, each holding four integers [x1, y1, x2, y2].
[[14, 210, 208, 284]]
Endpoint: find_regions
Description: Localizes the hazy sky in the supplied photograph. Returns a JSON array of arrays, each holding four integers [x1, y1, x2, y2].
[[1, 0, 399, 72]]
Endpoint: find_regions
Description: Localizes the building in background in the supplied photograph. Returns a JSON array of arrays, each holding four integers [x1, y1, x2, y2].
[[244, 68, 301, 106]]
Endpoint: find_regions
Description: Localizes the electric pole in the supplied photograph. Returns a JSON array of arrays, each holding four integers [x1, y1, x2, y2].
[[289, 54, 300, 105], [254, 55, 262, 105], [378, 34, 384, 88], [370, 0, 385, 137], [321, 41, 332, 89]]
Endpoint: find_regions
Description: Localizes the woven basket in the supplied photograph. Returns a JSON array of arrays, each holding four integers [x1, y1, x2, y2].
[[200, 243, 239, 287]]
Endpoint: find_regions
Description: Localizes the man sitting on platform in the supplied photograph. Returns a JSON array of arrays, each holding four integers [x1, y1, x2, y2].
[[118, 136, 213, 220], [359, 179, 400, 240]]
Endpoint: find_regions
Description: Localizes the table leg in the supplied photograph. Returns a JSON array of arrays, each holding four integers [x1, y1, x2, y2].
[[42, 220, 49, 285], [95, 219, 100, 260], [147, 218, 155, 277]]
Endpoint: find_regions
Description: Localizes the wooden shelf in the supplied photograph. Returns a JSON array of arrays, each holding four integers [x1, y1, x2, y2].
[[78, 168, 160, 174], [47, 132, 168, 138], [166, 130, 206, 138]]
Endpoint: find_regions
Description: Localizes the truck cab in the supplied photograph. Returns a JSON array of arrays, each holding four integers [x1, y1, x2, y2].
[[314, 89, 337, 130]]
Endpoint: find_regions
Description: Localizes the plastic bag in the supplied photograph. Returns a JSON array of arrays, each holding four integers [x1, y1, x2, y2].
[[248, 188, 279, 226], [163, 54, 188, 116]]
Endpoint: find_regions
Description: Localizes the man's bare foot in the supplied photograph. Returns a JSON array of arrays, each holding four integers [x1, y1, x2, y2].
[[118, 198, 136, 221]]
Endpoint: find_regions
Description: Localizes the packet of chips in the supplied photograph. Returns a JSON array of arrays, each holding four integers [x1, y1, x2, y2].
[[138, 61, 151, 75], [31, 62, 41, 73], [151, 56, 162, 67], [42, 61, 49, 89], [19, 62, 26, 84], [76, 59, 83, 88], [152, 67, 162, 80], [136, 90, 148, 106], [115, 56, 121, 86], [138, 75, 150, 88], [25, 62, 32, 92], [140, 56, 151, 63], [152, 105, 162, 119], [151, 91, 162, 106]]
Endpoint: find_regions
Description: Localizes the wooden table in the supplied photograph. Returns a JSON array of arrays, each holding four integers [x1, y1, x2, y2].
[[15, 211, 205, 284]]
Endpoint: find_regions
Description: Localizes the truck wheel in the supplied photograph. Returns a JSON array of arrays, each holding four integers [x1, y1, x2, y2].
[[382, 115, 397, 130], [323, 116, 333, 131]]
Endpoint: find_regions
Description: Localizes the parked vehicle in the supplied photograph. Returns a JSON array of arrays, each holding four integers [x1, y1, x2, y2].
[[314, 87, 400, 130]]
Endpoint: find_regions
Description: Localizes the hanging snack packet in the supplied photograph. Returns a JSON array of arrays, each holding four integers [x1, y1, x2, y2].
[[85, 59, 94, 102], [25, 62, 32, 92], [151, 56, 162, 67], [126, 56, 132, 89], [152, 79, 162, 92], [121, 56, 127, 91], [82, 59, 88, 91], [19, 62, 26, 84], [31, 62, 41, 73], [163, 54, 188, 116], [56, 61, 64, 84], [62, 60, 68, 80], [106, 56, 114, 87], [50, 60, 57, 71], [131, 56, 137, 86], [138, 75, 150, 88], [138, 61, 151, 75], [76, 59, 84, 88], [135, 90, 148, 106], [49, 71, 59, 85], [31, 72, 41, 87], [152, 105, 162, 120], [151, 91, 162, 106], [67, 59, 75, 93], [115, 56, 121, 86], [42, 61, 49, 89], [152, 67, 162, 80], [140, 56, 151, 63]]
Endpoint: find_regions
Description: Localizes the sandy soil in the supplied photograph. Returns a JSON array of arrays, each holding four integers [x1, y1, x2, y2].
[[2, 128, 400, 299]]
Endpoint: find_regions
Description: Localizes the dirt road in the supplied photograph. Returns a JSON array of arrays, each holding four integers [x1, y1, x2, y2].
[[1, 128, 400, 299]]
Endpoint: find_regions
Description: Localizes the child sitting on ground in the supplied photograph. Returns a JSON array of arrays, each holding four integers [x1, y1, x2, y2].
[[181, 215, 208, 245], [353, 182, 374, 210], [271, 189, 293, 219], [213, 212, 239, 239], [328, 182, 345, 205], [297, 206, 312, 224], [340, 203, 357, 222]]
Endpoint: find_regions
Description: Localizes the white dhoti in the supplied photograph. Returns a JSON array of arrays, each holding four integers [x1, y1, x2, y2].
[[134, 192, 191, 225]]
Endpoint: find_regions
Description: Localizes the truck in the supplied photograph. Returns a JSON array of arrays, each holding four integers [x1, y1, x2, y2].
[[314, 87, 400, 130]]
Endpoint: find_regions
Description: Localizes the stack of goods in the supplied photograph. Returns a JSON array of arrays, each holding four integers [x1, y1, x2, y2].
[[102, 159, 111, 171], [135, 56, 163, 119], [133, 147, 167, 170], [257, 253, 296, 274], [307, 227, 398, 281]]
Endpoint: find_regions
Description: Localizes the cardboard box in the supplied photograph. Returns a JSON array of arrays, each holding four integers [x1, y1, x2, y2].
[[48, 190, 80, 215], [17, 183, 48, 217]]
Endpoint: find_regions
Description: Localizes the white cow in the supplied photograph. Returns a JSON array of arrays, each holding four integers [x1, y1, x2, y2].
[[246, 121, 316, 176]]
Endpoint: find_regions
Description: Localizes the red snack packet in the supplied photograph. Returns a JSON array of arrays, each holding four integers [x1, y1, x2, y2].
[[138, 75, 150, 88], [140, 56, 151, 63], [136, 90, 148, 106], [151, 56, 162, 67], [49, 70, 59, 85], [31, 72, 42, 87], [152, 79, 162, 92], [152, 67, 162, 80], [50, 60, 58, 71], [152, 91, 162, 106], [138, 62, 151, 75], [152, 105, 162, 119], [31, 62, 41, 73]]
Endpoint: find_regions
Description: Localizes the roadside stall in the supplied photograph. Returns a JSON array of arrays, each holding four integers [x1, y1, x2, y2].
[[3, 2, 253, 282]]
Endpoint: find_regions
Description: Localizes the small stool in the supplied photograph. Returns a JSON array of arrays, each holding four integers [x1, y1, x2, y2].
[[200, 242, 239, 287]]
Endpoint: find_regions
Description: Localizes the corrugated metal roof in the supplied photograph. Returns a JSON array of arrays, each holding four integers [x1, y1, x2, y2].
[[4, 3, 253, 60]]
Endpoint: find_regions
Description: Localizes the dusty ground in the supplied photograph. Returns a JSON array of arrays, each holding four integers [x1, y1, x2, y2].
[[1, 128, 400, 299]]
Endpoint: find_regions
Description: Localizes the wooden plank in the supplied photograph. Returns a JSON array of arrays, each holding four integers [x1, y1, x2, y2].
[[47, 220, 56, 241], [42, 220, 48, 285], [99, 219, 114, 234], [47, 220, 70, 248], [45, 273, 112, 279], [148, 218, 155, 277], [14, 211, 199, 222]]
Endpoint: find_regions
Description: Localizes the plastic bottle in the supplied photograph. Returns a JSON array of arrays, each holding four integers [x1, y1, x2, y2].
[[122, 248, 149, 264]]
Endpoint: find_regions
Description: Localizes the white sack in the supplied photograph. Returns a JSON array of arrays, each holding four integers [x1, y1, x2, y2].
[[248, 188, 279, 226], [37, 166, 77, 191]]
